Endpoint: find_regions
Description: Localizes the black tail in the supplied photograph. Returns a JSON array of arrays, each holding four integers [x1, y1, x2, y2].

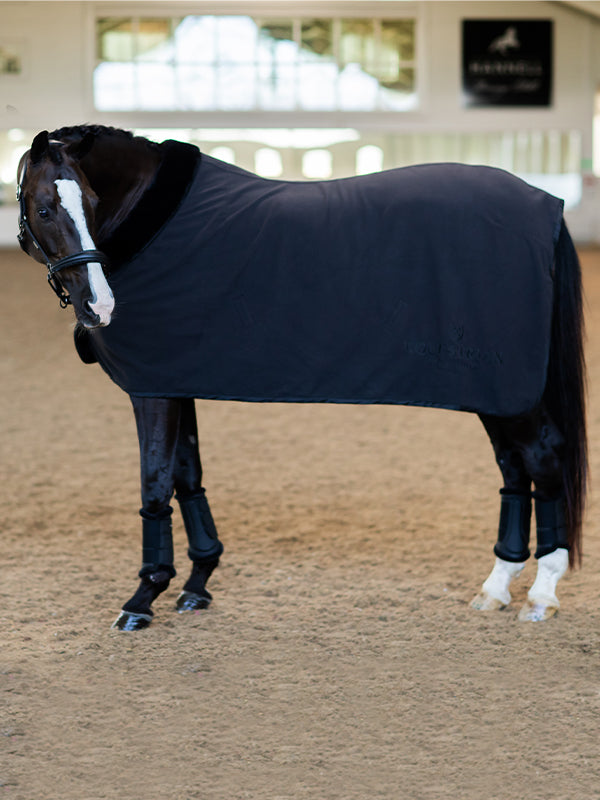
[[544, 219, 587, 567]]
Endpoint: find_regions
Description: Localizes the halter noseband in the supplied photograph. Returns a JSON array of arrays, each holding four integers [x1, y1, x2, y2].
[[17, 163, 109, 309]]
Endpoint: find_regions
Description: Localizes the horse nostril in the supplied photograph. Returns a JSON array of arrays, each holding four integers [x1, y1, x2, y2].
[[84, 300, 101, 323], [84, 298, 112, 327]]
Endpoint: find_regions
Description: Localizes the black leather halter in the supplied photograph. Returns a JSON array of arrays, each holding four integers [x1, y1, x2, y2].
[[17, 163, 109, 309]]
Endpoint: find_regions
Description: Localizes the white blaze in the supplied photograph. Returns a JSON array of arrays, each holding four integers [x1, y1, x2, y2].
[[54, 178, 114, 325]]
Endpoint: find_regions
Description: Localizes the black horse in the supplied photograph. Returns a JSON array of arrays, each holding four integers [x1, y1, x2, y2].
[[17, 126, 586, 629]]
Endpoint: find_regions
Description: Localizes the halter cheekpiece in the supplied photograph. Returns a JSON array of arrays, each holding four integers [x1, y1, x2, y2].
[[17, 162, 109, 309]]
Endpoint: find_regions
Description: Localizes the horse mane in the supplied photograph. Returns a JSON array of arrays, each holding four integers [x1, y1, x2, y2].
[[48, 124, 160, 151], [42, 125, 164, 247]]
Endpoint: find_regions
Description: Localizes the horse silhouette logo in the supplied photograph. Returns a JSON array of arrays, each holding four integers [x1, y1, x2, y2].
[[488, 26, 520, 55]]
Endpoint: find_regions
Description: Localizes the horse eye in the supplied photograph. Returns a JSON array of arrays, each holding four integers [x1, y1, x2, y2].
[[37, 208, 50, 220]]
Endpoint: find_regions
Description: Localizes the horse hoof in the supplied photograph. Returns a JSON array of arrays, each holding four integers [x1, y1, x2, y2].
[[470, 591, 507, 611], [518, 601, 558, 622], [111, 610, 153, 631], [176, 590, 212, 612]]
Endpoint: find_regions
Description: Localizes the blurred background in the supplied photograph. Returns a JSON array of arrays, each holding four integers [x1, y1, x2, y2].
[[1, 0, 600, 244]]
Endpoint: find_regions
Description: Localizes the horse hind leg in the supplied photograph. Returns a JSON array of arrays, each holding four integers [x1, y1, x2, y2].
[[471, 415, 531, 611], [508, 409, 569, 621], [474, 409, 569, 621]]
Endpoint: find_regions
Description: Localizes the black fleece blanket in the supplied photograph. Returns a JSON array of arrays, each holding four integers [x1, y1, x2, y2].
[[79, 144, 563, 417]]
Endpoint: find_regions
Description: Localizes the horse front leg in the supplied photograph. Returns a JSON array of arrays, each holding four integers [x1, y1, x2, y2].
[[173, 399, 224, 613], [112, 397, 182, 631]]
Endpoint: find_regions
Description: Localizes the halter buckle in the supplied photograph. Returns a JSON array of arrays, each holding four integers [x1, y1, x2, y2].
[[47, 271, 72, 307]]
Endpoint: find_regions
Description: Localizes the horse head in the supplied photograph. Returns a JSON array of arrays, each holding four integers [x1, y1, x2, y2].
[[18, 130, 114, 328]]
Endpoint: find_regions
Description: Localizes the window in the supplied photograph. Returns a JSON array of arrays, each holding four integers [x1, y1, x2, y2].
[[255, 147, 283, 177], [94, 15, 417, 112], [356, 145, 384, 174], [209, 146, 236, 165], [302, 149, 332, 179]]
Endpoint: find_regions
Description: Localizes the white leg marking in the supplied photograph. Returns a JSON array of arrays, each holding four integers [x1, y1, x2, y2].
[[471, 557, 526, 610], [518, 548, 569, 621], [54, 179, 114, 325]]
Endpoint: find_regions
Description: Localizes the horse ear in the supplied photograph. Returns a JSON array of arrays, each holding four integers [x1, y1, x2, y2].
[[67, 132, 95, 161], [30, 130, 50, 164]]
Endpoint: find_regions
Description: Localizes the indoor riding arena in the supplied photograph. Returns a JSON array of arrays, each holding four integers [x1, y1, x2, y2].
[[3, 2, 600, 799]]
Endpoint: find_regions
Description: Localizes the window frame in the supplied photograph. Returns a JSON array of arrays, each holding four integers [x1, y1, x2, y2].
[[86, 2, 424, 127]]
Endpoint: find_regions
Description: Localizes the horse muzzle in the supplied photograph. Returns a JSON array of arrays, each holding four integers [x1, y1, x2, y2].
[[78, 300, 112, 329], [48, 250, 114, 327], [77, 289, 114, 328], [85, 262, 115, 326]]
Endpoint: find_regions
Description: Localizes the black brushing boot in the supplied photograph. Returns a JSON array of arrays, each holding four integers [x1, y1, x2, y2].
[[493, 489, 532, 563], [176, 490, 224, 612], [112, 511, 176, 630]]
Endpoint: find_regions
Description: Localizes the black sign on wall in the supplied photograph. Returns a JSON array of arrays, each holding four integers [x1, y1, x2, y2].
[[462, 20, 553, 107]]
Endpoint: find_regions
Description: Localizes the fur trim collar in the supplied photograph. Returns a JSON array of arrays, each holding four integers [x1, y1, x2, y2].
[[101, 140, 199, 268]]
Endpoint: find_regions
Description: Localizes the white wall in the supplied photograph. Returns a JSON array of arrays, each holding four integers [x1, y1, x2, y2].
[[1, 0, 600, 241], [0, 1, 90, 129]]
